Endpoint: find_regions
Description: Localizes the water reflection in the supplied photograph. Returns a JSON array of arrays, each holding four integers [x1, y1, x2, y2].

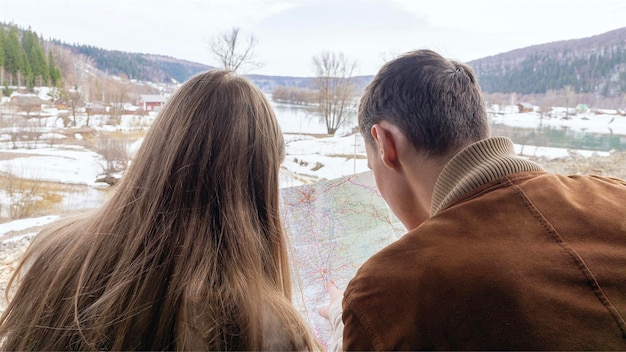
[[270, 102, 626, 152], [490, 124, 626, 152], [271, 102, 357, 136]]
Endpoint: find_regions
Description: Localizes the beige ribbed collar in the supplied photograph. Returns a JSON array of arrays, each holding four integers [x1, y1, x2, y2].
[[431, 137, 544, 215]]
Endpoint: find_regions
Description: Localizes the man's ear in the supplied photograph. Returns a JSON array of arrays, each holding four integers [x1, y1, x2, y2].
[[371, 124, 398, 169]]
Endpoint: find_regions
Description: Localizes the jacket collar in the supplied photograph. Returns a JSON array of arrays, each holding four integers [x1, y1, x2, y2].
[[431, 137, 544, 215]]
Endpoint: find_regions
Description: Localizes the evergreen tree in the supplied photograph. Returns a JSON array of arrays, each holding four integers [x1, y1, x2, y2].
[[48, 50, 62, 87], [0, 26, 6, 88], [0, 27, 5, 68], [39, 35, 51, 85], [4, 26, 23, 85], [22, 29, 49, 86], [20, 45, 33, 88], [21, 29, 35, 85], [31, 31, 49, 85]]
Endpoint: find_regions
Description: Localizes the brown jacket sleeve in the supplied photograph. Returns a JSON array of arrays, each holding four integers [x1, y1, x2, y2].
[[342, 297, 384, 350]]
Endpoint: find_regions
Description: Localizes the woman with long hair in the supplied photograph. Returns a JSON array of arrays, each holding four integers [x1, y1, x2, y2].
[[0, 70, 321, 351]]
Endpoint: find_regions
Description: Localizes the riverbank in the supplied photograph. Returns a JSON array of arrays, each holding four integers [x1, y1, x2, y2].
[[529, 149, 626, 179]]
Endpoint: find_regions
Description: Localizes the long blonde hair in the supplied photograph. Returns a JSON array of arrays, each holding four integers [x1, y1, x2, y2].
[[0, 70, 320, 350]]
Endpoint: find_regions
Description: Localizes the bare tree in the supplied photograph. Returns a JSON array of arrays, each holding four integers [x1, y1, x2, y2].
[[105, 79, 129, 126], [539, 89, 559, 119], [96, 132, 130, 176], [311, 51, 358, 135], [379, 50, 401, 63], [60, 86, 81, 127], [563, 85, 576, 118], [208, 27, 262, 74]]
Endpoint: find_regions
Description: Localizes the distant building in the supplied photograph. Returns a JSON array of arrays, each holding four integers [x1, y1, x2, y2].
[[86, 103, 107, 114], [10, 94, 47, 114], [54, 99, 69, 110], [137, 94, 167, 112], [517, 102, 534, 113], [122, 103, 139, 114], [576, 104, 590, 114]]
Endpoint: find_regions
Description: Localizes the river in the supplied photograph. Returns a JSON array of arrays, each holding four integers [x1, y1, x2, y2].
[[271, 101, 626, 152]]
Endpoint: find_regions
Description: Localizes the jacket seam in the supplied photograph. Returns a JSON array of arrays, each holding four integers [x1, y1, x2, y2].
[[506, 176, 626, 338], [343, 294, 386, 350]]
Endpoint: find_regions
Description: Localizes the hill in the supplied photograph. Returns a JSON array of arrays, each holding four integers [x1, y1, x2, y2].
[[56, 41, 377, 93], [247, 27, 626, 97], [52, 41, 373, 93], [245, 74, 373, 94], [4, 22, 626, 100], [52, 41, 213, 84], [469, 27, 626, 97]]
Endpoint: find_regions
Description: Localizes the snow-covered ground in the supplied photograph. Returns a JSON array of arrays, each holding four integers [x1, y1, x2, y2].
[[1, 99, 626, 318], [490, 108, 626, 135], [1, 103, 626, 232], [0, 146, 105, 186]]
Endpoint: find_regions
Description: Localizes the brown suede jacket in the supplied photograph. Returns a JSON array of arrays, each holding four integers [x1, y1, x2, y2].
[[340, 137, 626, 350]]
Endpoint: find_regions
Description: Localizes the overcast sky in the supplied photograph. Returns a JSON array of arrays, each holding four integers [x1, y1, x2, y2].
[[2, 0, 625, 77]]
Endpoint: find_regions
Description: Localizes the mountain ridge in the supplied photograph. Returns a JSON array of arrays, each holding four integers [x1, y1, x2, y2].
[[5, 22, 626, 99], [469, 27, 626, 97]]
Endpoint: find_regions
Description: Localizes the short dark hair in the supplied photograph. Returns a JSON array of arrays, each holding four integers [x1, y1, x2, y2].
[[359, 49, 490, 159]]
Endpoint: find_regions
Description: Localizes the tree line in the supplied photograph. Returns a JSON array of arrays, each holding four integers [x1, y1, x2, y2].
[[0, 23, 62, 91], [471, 27, 626, 99], [66, 44, 149, 81], [476, 48, 626, 97], [54, 42, 210, 84]]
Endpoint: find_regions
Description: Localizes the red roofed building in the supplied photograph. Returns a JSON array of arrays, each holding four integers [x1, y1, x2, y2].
[[137, 94, 167, 112]]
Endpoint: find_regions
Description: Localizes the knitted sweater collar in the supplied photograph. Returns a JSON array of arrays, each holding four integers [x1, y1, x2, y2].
[[431, 137, 544, 215]]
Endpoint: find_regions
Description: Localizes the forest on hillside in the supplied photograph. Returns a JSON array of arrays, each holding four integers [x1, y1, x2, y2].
[[1, 21, 210, 93], [470, 27, 626, 102], [2, 21, 626, 110], [0, 24, 62, 91], [54, 43, 211, 83]]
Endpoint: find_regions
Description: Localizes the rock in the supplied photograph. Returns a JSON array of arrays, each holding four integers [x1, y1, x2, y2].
[[95, 174, 120, 186]]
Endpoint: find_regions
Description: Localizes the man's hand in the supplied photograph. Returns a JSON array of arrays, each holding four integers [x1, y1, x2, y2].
[[319, 281, 344, 319]]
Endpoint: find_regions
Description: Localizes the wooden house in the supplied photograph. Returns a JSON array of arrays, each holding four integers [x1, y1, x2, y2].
[[86, 103, 107, 114], [54, 99, 69, 110], [10, 94, 47, 114], [517, 102, 534, 113], [137, 94, 167, 112]]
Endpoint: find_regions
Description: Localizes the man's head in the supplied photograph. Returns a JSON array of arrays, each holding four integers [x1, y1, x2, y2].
[[359, 49, 490, 160]]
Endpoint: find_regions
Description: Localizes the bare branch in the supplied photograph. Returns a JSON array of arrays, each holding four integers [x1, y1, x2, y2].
[[208, 27, 262, 74], [311, 51, 359, 135]]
